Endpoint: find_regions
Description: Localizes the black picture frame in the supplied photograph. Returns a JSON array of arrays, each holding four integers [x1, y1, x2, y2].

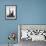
[[5, 5, 17, 20]]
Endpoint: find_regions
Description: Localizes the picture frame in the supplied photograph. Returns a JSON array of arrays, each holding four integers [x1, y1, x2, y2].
[[5, 5, 16, 20], [18, 24, 46, 42]]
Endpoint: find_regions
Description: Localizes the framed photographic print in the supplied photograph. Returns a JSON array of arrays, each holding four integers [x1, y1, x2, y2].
[[5, 5, 16, 20]]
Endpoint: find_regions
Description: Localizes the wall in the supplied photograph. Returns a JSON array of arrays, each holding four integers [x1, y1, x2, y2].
[[0, 0, 46, 44]]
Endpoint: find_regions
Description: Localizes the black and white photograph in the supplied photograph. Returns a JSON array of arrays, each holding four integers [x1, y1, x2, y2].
[[18, 25, 46, 46], [5, 5, 16, 20]]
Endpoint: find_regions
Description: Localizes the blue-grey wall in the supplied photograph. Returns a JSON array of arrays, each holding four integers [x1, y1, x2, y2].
[[0, 0, 46, 44]]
